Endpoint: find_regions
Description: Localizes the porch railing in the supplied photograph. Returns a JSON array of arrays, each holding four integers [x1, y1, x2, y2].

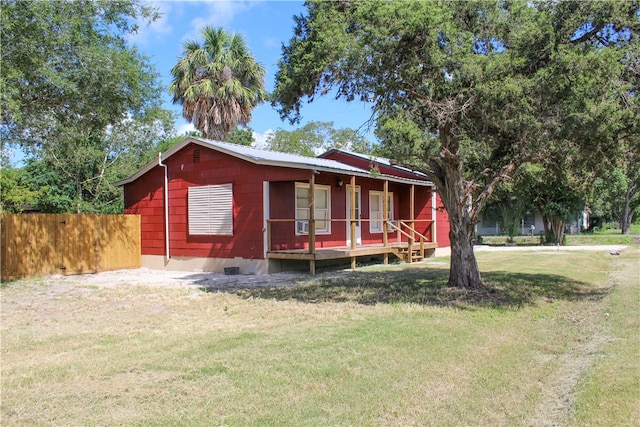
[[385, 220, 430, 262], [266, 218, 434, 256]]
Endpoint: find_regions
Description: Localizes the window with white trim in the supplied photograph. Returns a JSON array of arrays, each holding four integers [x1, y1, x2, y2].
[[295, 183, 330, 234], [370, 191, 394, 233], [188, 184, 233, 235]]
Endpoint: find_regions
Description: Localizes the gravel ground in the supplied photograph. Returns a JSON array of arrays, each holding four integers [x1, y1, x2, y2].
[[32, 268, 308, 293]]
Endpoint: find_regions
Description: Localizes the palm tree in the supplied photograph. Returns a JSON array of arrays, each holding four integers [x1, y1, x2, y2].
[[170, 26, 266, 141]]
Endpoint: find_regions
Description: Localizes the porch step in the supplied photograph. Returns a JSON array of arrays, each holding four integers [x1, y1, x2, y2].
[[393, 247, 424, 263]]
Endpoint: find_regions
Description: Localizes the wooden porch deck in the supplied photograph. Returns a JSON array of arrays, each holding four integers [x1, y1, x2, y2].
[[267, 241, 438, 274]]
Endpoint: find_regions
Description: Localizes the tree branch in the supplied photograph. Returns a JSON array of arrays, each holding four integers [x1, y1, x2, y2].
[[468, 162, 518, 221]]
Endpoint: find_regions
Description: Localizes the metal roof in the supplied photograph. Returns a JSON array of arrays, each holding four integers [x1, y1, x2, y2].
[[115, 137, 433, 187], [191, 137, 367, 174], [319, 148, 430, 180]]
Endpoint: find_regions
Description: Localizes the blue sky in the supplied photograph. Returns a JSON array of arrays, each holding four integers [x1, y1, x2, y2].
[[131, 0, 376, 146]]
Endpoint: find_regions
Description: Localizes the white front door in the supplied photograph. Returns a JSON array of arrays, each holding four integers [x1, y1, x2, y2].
[[346, 185, 361, 246]]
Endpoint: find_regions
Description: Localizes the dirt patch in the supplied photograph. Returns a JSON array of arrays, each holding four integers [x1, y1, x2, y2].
[[8, 268, 308, 295]]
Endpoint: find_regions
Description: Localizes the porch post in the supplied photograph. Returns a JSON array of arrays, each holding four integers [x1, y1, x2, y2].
[[431, 189, 437, 244], [263, 181, 270, 258], [408, 184, 415, 263], [410, 185, 415, 234], [383, 180, 389, 265], [349, 176, 356, 250], [309, 172, 316, 275]]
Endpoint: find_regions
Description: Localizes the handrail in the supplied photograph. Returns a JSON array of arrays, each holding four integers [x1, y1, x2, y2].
[[385, 220, 414, 241], [397, 220, 429, 243], [383, 220, 431, 241]]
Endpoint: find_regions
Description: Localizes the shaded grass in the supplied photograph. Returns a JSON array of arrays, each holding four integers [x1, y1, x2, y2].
[[231, 269, 605, 309], [231, 251, 612, 309]]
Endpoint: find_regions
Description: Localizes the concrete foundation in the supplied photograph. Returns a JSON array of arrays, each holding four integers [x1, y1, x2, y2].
[[141, 255, 269, 275], [142, 246, 451, 276]]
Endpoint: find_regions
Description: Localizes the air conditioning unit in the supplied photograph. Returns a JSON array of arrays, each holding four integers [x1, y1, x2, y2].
[[296, 220, 309, 234]]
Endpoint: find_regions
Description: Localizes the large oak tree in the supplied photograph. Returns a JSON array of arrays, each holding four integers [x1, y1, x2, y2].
[[272, 0, 638, 288], [1, 0, 172, 213]]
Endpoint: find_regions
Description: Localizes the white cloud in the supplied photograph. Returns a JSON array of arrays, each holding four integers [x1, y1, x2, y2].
[[252, 129, 274, 149], [182, 0, 259, 43], [176, 122, 197, 136], [128, 2, 175, 46], [148, 3, 174, 36]]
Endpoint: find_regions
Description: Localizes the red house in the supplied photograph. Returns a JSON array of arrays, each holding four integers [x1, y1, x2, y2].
[[116, 137, 450, 275]]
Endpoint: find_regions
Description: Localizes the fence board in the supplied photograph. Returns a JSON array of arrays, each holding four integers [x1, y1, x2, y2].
[[1, 214, 141, 281]]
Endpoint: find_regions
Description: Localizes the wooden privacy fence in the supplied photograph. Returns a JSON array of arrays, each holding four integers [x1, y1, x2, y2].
[[1, 214, 141, 281]]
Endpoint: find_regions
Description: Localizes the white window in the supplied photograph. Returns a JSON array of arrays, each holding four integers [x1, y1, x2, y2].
[[370, 191, 394, 233], [188, 184, 233, 235], [295, 183, 330, 234]]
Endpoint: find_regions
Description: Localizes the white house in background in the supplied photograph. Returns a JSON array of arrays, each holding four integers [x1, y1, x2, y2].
[[475, 213, 544, 236], [476, 211, 589, 236]]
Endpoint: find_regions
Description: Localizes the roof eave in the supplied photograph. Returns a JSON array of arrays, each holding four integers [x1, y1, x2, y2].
[[319, 148, 430, 180], [115, 137, 433, 188]]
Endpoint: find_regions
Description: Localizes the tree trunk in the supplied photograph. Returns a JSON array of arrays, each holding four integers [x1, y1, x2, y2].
[[433, 126, 484, 289], [620, 185, 635, 234], [550, 218, 565, 245], [76, 178, 83, 214], [447, 209, 483, 288], [203, 126, 225, 141], [541, 213, 551, 243]]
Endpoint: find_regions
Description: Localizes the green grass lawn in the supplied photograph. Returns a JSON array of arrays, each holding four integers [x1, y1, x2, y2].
[[1, 249, 638, 426], [565, 233, 636, 246], [594, 222, 640, 235], [481, 231, 638, 246]]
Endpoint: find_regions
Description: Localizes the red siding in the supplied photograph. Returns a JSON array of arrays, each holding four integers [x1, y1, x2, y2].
[[269, 174, 351, 250], [435, 192, 451, 248], [123, 143, 452, 261], [124, 167, 166, 256], [125, 144, 270, 259], [412, 185, 435, 243]]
